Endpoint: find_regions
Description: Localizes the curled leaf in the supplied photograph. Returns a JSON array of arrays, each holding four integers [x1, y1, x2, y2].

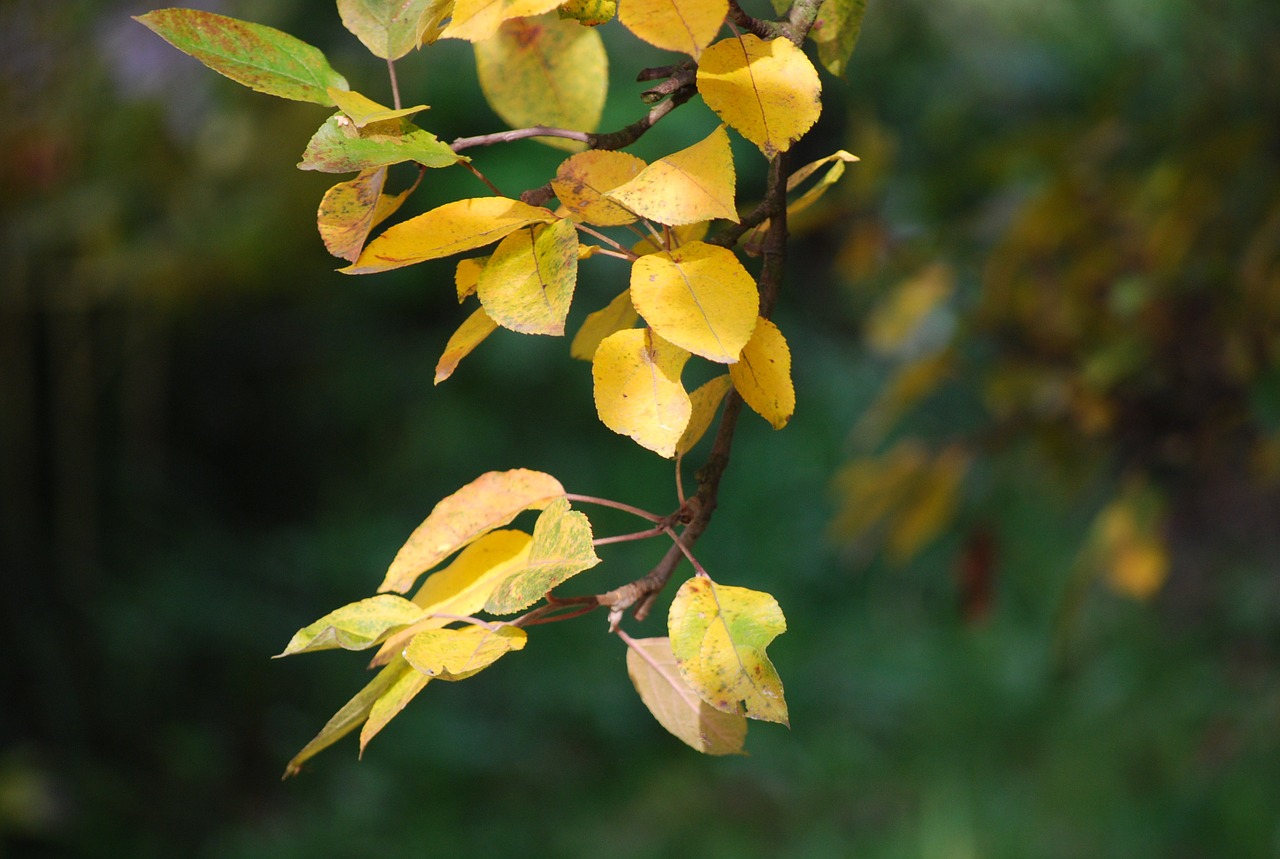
[[435, 306, 499, 383], [405, 624, 527, 680], [607, 126, 738, 226], [570, 289, 639, 360], [676, 374, 732, 455], [277, 594, 423, 657]]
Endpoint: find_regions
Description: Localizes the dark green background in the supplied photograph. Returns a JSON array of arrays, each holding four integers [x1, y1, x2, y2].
[[3, 1, 1278, 856]]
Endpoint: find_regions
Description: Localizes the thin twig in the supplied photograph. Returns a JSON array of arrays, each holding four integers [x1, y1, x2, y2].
[[566, 493, 663, 522], [386, 58, 402, 110], [594, 525, 669, 547], [461, 161, 503, 196], [726, 0, 787, 39], [573, 224, 636, 258], [451, 126, 591, 152]]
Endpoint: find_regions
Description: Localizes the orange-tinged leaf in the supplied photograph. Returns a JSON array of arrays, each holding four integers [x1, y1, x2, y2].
[[435, 306, 499, 383], [668, 577, 788, 725], [592, 328, 692, 457], [327, 87, 428, 126], [625, 636, 747, 755], [677, 374, 732, 454], [318, 167, 388, 261], [698, 35, 822, 157], [299, 113, 460, 173], [484, 498, 602, 613], [1092, 488, 1169, 600], [475, 16, 607, 151], [379, 469, 564, 593], [338, 0, 452, 59], [277, 594, 424, 657], [476, 219, 579, 335], [571, 289, 639, 360], [135, 9, 349, 105], [455, 256, 488, 301], [618, 0, 727, 57], [730, 317, 794, 429], [442, 0, 563, 42], [553, 150, 647, 226], [371, 529, 533, 666], [405, 624, 527, 680], [630, 241, 758, 363], [344, 198, 555, 274], [359, 657, 431, 753], [607, 126, 738, 226]]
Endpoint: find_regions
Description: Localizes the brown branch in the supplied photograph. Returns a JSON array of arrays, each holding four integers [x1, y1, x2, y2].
[[727, 0, 787, 39], [451, 126, 591, 152], [785, 0, 825, 43], [587, 65, 698, 151]]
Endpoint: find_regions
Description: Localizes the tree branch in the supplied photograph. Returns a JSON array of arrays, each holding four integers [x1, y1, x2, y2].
[[451, 126, 592, 152], [727, 0, 787, 40]]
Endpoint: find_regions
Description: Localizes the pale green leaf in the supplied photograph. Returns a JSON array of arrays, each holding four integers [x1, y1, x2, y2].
[[360, 657, 431, 753], [337, 0, 452, 59], [476, 219, 579, 336], [327, 87, 428, 127], [277, 594, 423, 656], [299, 112, 460, 173], [404, 624, 527, 680], [484, 498, 602, 614], [811, 0, 869, 76]]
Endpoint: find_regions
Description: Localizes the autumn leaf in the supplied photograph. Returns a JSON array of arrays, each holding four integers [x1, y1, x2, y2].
[[785, 150, 859, 218], [625, 636, 747, 755], [344, 198, 555, 274], [360, 657, 431, 752], [277, 594, 424, 656], [730, 317, 794, 429], [475, 16, 607, 151], [553, 150, 647, 226], [435, 306, 499, 383], [810, 0, 869, 76], [318, 167, 387, 261], [379, 469, 564, 593], [299, 113, 460, 173], [1089, 486, 1170, 600], [630, 240, 759, 363], [405, 625, 527, 679], [607, 126, 738, 225], [698, 35, 822, 157], [337, 0, 452, 59], [618, 0, 727, 57], [592, 328, 692, 457], [455, 256, 487, 301], [327, 87, 428, 127], [668, 576, 788, 725], [134, 9, 349, 105], [559, 0, 617, 26], [676, 374, 732, 454], [570, 289, 639, 360], [476, 219, 579, 335], [484, 498, 602, 614], [442, 0, 564, 42]]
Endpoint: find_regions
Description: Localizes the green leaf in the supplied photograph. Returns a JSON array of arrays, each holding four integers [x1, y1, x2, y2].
[[134, 9, 348, 105], [276, 594, 424, 656], [811, 0, 869, 76], [484, 498, 602, 614], [625, 636, 747, 755], [668, 577, 789, 725], [337, 0, 452, 59], [404, 625, 527, 680], [299, 112, 460, 173]]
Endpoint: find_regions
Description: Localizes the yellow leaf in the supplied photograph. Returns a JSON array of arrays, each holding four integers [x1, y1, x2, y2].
[[404, 624, 527, 680], [475, 16, 607, 151], [552, 150, 647, 226], [435, 306, 499, 383], [277, 594, 423, 657], [559, 0, 617, 26], [865, 263, 954, 357], [317, 167, 389, 262], [668, 577, 788, 725], [476, 219, 579, 335], [811, 0, 869, 76], [607, 126, 738, 226], [592, 328, 692, 457], [484, 498, 602, 614], [630, 240, 758, 363], [1091, 488, 1169, 600], [454, 256, 488, 301], [344, 197, 555, 274], [785, 149, 858, 217], [360, 657, 430, 753], [442, 0, 563, 42], [371, 528, 532, 666], [570, 289, 639, 360], [379, 469, 564, 593], [730, 317, 794, 429], [885, 446, 967, 563], [631, 221, 709, 255], [337, 0, 452, 59], [697, 35, 822, 157], [327, 87, 428, 127], [625, 636, 747, 755], [828, 442, 929, 543], [676, 374, 732, 454], [618, 0, 727, 57]]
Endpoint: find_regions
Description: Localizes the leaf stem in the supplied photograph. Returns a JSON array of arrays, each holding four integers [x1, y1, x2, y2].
[[461, 161, 504, 196], [573, 223, 637, 259], [386, 57, 402, 110], [594, 525, 669, 547], [565, 493, 663, 522]]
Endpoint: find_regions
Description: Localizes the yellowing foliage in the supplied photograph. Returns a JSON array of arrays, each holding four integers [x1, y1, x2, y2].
[[618, 0, 727, 57], [442, 0, 564, 42], [625, 636, 747, 754], [730, 317, 794, 429], [553, 150, 647, 226], [607, 126, 739, 225], [592, 328, 692, 457], [477, 219, 579, 335], [435, 307, 499, 383]]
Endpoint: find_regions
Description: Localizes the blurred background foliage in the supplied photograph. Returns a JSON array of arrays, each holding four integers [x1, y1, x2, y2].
[[2, 0, 1279, 855]]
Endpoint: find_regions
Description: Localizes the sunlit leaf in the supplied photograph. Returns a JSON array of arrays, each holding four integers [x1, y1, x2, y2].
[[360, 657, 430, 752], [475, 16, 607, 151], [435, 306, 499, 383], [570, 290, 639, 360], [338, 0, 452, 59], [553, 150, 647, 226], [676, 374, 732, 455], [442, 0, 564, 42], [327, 87, 428, 126], [786, 149, 858, 217], [607, 126, 738, 225], [135, 9, 349, 105], [379, 469, 564, 593], [484, 498, 603, 614], [559, 0, 617, 26], [630, 241, 758, 363], [730, 317, 794, 429], [277, 594, 424, 657], [318, 167, 388, 261], [455, 256, 488, 301], [592, 328, 692, 457], [810, 0, 868, 76], [625, 636, 747, 754], [405, 624, 527, 679], [668, 577, 788, 725], [697, 35, 822, 157], [618, 0, 727, 57], [344, 198, 555, 274], [476, 219, 579, 335], [299, 113, 460, 173]]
